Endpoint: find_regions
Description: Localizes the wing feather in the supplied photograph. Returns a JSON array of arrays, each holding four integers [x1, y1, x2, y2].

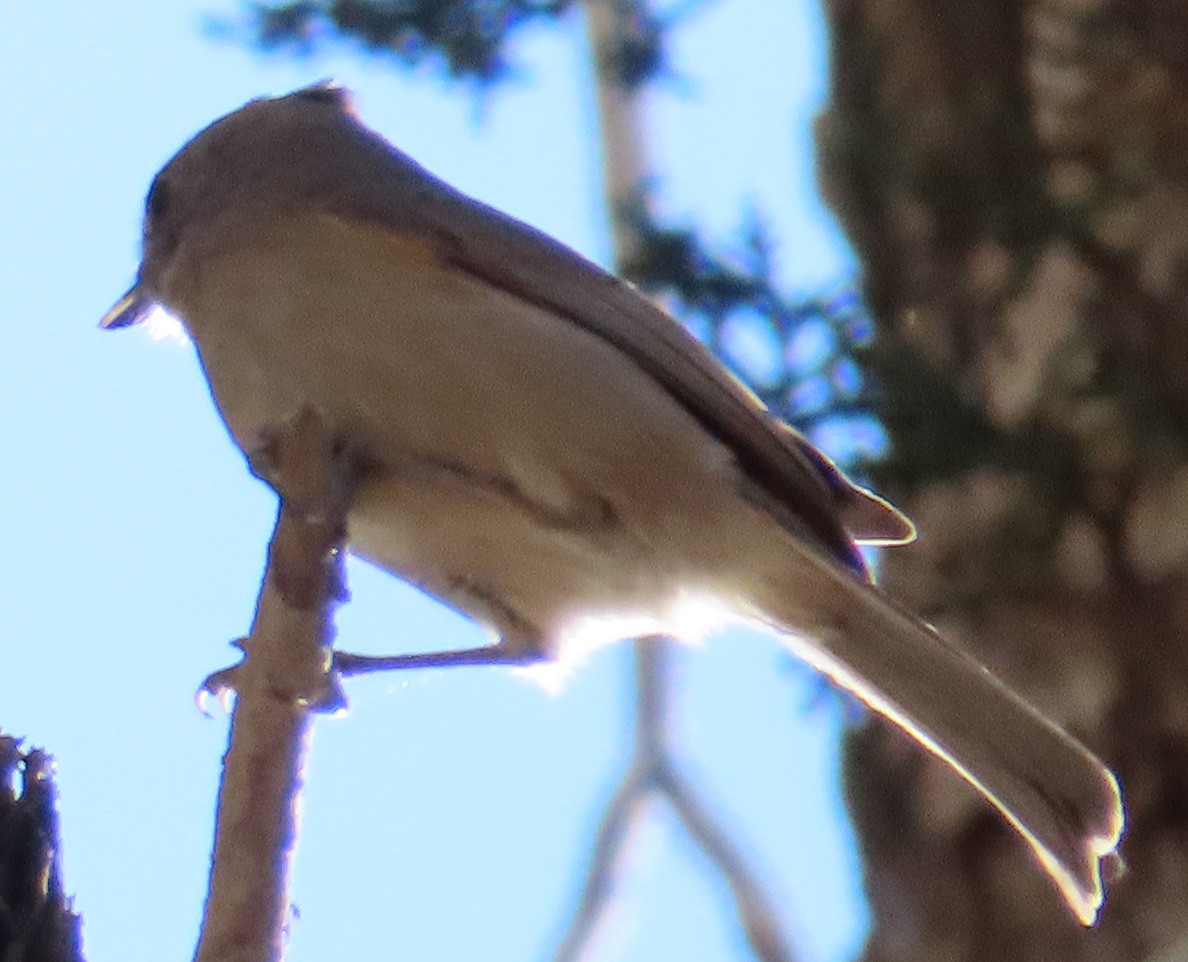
[[327, 118, 908, 574]]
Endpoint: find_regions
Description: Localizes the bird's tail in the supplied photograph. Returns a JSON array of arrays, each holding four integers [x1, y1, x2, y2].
[[730, 540, 1124, 925]]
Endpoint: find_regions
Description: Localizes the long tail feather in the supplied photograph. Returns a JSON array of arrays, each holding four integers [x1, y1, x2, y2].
[[736, 548, 1124, 924]]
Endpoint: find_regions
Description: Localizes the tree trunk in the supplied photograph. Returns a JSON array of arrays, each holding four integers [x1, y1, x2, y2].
[[817, 0, 1188, 958]]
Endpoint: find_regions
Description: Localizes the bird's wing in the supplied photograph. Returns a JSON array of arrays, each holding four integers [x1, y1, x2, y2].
[[338, 137, 911, 574]]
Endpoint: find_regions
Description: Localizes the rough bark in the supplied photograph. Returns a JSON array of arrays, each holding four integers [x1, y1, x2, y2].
[[818, 0, 1188, 958]]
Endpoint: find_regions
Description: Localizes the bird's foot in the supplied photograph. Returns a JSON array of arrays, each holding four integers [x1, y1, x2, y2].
[[196, 637, 349, 714]]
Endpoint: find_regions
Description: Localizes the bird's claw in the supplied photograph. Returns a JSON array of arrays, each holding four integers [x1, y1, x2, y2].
[[195, 638, 350, 716]]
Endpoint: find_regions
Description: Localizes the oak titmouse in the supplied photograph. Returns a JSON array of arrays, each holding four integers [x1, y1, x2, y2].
[[102, 83, 1123, 923]]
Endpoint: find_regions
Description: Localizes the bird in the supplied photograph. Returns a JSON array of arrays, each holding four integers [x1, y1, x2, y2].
[[102, 82, 1123, 924]]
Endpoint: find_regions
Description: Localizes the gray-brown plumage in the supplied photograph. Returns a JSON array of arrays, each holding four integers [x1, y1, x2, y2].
[[102, 83, 1123, 923]]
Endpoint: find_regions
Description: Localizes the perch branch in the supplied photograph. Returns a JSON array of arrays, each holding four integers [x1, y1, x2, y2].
[[193, 407, 356, 962]]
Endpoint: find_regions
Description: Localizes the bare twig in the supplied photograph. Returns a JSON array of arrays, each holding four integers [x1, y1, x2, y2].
[[193, 407, 356, 962], [660, 763, 800, 962], [549, 638, 664, 962], [550, 639, 801, 962], [584, 0, 653, 268], [549, 765, 648, 960]]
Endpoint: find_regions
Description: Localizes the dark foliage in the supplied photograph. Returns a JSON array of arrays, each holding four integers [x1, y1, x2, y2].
[[621, 198, 885, 471], [213, 0, 686, 86], [213, 0, 575, 82], [0, 736, 83, 962]]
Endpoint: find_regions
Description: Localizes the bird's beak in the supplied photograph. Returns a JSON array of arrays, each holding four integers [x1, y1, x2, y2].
[[100, 286, 155, 329]]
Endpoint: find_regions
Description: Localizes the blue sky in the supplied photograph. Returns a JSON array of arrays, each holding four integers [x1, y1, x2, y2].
[[1, 2, 868, 960]]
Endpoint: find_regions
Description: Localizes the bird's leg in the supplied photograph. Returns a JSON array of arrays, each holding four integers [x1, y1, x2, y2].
[[334, 574, 554, 676], [333, 628, 550, 676], [333, 642, 549, 676], [333, 646, 546, 675]]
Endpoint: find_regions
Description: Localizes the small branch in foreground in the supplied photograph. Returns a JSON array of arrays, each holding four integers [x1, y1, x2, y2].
[[193, 407, 357, 962]]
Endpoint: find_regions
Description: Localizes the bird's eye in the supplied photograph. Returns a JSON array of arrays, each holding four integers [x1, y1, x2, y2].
[[145, 176, 170, 226]]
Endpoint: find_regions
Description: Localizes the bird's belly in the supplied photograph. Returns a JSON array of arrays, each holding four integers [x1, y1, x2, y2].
[[170, 212, 742, 645], [346, 466, 692, 654]]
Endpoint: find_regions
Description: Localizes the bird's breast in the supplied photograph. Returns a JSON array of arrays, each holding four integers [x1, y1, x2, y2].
[[168, 211, 733, 521]]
